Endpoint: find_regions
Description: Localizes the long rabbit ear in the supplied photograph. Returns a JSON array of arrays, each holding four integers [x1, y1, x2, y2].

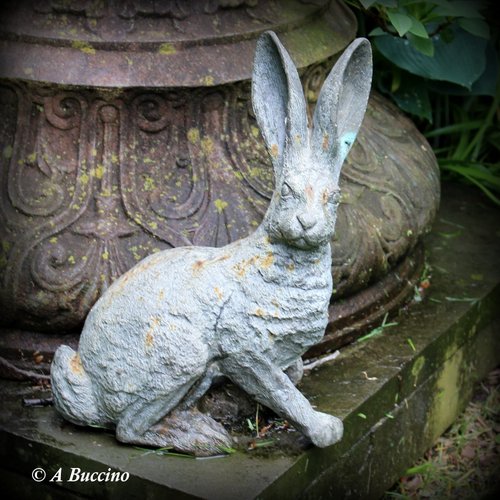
[[252, 31, 308, 182], [312, 38, 372, 180]]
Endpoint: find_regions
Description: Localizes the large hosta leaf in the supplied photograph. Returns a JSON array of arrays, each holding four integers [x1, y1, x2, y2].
[[427, 42, 498, 96], [374, 27, 488, 89]]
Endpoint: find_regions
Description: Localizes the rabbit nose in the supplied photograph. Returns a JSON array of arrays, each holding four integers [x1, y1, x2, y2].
[[297, 213, 317, 230]]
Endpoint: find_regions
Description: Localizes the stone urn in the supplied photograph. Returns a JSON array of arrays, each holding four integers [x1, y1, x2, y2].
[[0, 0, 439, 380]]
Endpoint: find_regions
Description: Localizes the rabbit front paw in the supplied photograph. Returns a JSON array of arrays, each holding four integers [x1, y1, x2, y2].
[[307, 412, 344, 448]]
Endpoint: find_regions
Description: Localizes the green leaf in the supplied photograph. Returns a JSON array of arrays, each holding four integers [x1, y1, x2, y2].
[[387, 11, 413, 37], [427, 42, 498, 96], [433, 1, 485, 19], [385, 73, 433, 121], [408, 17, 429, 38], [408, 33, 434, 56], [405, 462, 434, 476], [374, 27, 488, 88], [369, 27, 387, 37], [458, 18, 490, 39], [439, 163, 500, 189]]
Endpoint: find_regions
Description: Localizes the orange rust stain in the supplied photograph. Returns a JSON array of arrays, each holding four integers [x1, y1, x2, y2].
[[214, 287, 223, 300], [260, 252, 274, 269], [192, 259, 206, 274], [270, 144, 279, 158], [305, 185, 313, 203], [255, 308, 265, 317], [158, 289, 165, 301], [286, 262, 295, 272], [322, 189, 329, 205], [233, 255, 257, 278], [145, 316, 160, 348], [271, 298, 280, 308], [70, 353, 83, 375], [295, 134, 301, 144], [322, 133, 329, 150]]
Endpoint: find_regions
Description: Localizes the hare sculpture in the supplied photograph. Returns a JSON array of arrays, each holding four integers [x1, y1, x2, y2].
[[51, 31, 372, 456]]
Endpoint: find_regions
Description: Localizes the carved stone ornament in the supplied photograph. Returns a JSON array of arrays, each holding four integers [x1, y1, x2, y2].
[[0, 0, 440, 381], [50, 31, 372, 456]]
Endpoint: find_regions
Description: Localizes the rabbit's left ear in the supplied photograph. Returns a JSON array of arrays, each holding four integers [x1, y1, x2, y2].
[[252, 31, 308, 183], [312, 38, 372, 181]]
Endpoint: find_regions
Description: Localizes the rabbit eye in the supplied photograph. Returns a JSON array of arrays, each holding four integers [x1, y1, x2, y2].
[[326, 189, 340, 205], [281, 183, 292, 198]]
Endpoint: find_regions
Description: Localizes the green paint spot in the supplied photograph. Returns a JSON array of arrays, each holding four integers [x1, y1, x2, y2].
[[202, 75, 215, 85], [68, 255, 75, 264], [149, 221, 158, 230], [214, 199, 228, 213], [102, 251, 109, 260], [80, 173, 89, 185], [49, 237, 58, 243], [143, 176, 155, 191], [251, 126, 260, 138], [3, 145, 13, 159], [470, 273, 483, 281], [201, 137, 214, 155], [158, 43, 176, 55], [357, 413, 367, 419], [94, 164, 105, 179], [187, 128, 200, 144], [27, 152, 37, 163], [71, 40, 96, 55]]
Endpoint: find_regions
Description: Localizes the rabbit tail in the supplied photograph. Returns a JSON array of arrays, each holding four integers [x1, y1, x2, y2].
[[51, 345, 106, 427]]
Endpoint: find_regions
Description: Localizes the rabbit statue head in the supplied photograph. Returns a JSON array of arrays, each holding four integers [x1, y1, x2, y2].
[[253, 32, 372, 250], [50, 32, 373, 457]]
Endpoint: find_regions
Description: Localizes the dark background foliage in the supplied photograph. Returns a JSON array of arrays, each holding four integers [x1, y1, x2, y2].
[[347, 0, 500, 205]]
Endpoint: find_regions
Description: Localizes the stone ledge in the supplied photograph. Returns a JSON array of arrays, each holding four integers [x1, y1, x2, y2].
[[0, 183, 499, 499]]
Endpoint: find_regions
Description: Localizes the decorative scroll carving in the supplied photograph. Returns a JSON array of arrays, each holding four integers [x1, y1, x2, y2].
[[0, 77, 439, 332]]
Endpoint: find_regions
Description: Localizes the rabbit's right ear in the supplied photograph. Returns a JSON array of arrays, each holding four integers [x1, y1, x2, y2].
[[312, 38, 372, 182], [252, 31, 308, 183]]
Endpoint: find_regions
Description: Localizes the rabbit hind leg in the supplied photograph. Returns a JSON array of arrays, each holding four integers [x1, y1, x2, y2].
[[116, 383, 232, 456], [115, 380, 194, 447], [150, 408, 232, 457]]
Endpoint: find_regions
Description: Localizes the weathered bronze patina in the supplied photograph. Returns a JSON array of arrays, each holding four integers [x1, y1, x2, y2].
[[0, 0, 440, 380]]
